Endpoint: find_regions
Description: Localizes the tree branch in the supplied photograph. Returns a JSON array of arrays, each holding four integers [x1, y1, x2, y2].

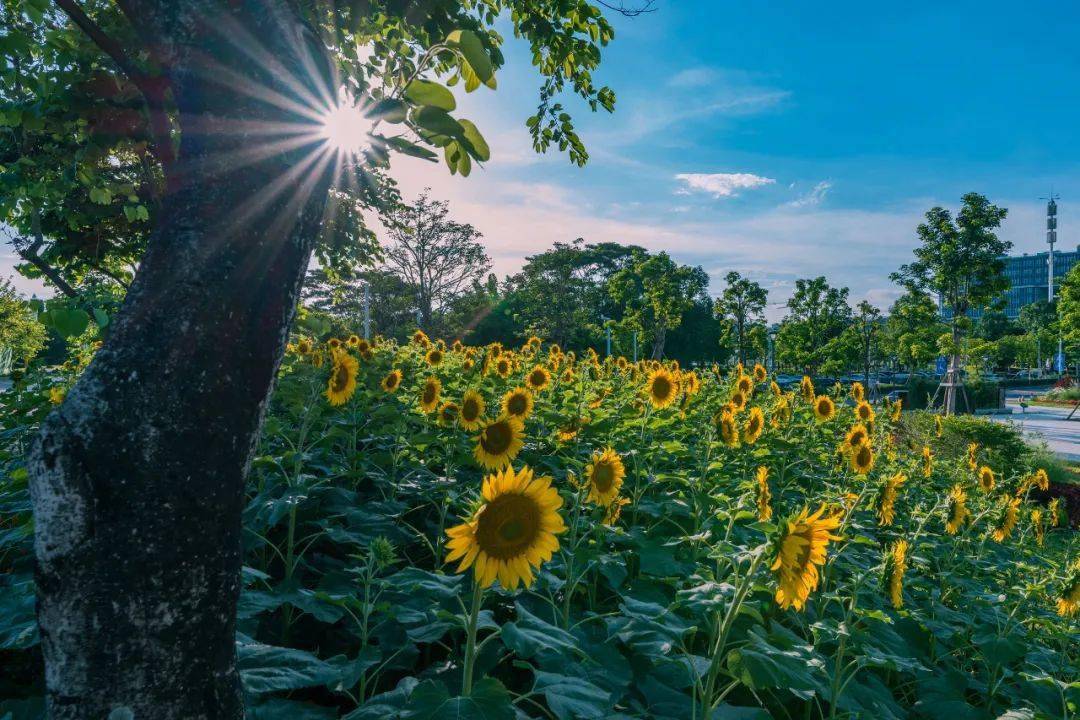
[[54, 0, 176, 172], [6, 214, 79, 298]]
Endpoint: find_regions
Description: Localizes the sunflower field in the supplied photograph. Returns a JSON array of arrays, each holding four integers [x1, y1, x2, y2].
[[2, 332, 1079, 719]]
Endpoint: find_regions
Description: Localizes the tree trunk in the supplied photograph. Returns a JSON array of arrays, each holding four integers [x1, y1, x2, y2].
[[28, 2, 333, 716], [651, 324, 666, 359], [945, 318, 960, 415]]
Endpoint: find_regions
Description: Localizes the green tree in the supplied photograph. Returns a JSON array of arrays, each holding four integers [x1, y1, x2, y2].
[[16, 0, 631, 713], [500, 239, 640, 348], [0, 279, 46, 367], [775, 277, 852, 375], [382, 191, 491, 330], [883, 290, 945, 374], [1017, 299, 1058, 369], [890, 193, 1009, 413], [1059, 264, 1080, 368], [850, 300, 882, 385], [713, 271, 768, 366], [608, 250, 709, 359]]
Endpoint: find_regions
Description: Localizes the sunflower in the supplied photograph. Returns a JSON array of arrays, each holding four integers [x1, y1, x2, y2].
[[935, 415, 943, 438], [1032, 468, 1050, 492], [876, 473, 906, 526], [645, 368, 680, 409], [463, 358, 475, 372], [438, 402, 460, 426], [501, 387, 534, 421], [585, 447, 626, 507], [883, 539, 909, 609], [770, 380, 783, 397], [736, 374, 754, 396], [327, 337, 342, 350], [473, 415, 525, 470], [588, 387, 611, 409], [381, 369, 403, 393], [755, 466, 772, 521], [1031, 508, 1045, 547], [48, 386, 67, 405], [966, 443, 979, 471], [1056, 561, 1080, 617], [855, 401, 874, 423], [425, 347, 444, 367], [411, 329, 429, 346], [744, 407, 765, 444], [889, 398, 902, 421], [800, 376, 815, 402], [356, 338, 371, 353], [921, 446, 933, 478], [851, 443, 875, 475], [990, 496, 1021, 542], [945, 484, 971, 535], [843, 424, 869, 453], [977, 465, 996, 493], [1048, 498, 1062, 527], [561, 368, 575, 384], [753, 363, 768, 383], [813, 394, 836, 422], [326, 353, 359, 406], [444, 465, 565, 590], [851, 382, 865, 403], [771, 396, 792, 427], [718, 410, 739, 447], [419, 376, 442, 414], [683, 371, 702, 396], [729, 390, 747, 412], [525, 364, 551, 392], [296, 338, 313, 355], [495, 357, 513, 379], [770, 505, 842, 611], [347, 334, 360, 347], [556, 416, 586, 442], [460, 390, 486, 431]]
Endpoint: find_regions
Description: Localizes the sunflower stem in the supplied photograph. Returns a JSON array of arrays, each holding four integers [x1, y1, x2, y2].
[[461, 580, 484, 696]]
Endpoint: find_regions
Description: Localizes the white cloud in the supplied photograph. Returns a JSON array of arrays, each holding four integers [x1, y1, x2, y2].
[[674, 172, 776, 199], [787, 180, 832, 208], [667, 67, 717, 88]]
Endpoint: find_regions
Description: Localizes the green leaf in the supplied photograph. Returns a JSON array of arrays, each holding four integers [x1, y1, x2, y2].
[[369, 98, 407, 123], [405, 678, 514, 720], [447, 30, 495, 88], [532, 671, 611, 720], [500, 603, 580, 659], [411, 106, 464, 138], [236, 642, 341, 695], [383, 136, 439, 161], [248, 699, 336, 720], [404, 80, 456, 111], [40, 308, 90, 339], [725, 625, 825, 700], [457, 119, 490, 162], [92, 308, 109, 328]]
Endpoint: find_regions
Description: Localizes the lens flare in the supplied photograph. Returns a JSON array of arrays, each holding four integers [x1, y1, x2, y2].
[[320, 101, 372, 155]]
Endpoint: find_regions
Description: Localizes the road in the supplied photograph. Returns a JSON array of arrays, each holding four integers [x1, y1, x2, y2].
[[990, 389, 1080, 462]]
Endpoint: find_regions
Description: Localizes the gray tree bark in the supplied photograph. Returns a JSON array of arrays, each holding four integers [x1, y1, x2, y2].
[[28, 2, 333, 716]]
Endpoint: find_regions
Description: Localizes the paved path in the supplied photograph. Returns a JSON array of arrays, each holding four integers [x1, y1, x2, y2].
[[990, 396, 1080, 462]]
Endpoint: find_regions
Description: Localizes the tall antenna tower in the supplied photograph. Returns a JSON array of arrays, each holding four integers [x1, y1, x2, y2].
[[1041, 191, 1060, 302]]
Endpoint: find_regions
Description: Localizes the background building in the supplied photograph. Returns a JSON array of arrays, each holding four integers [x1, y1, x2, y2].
[[947, 198, 1078, 319]]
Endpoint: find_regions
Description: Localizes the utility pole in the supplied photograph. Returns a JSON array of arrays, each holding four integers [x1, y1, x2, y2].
[[1043, 192, 1060, 302]]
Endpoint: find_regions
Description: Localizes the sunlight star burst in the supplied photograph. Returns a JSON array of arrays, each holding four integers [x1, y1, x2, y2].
[[319, 101, 373, 155]]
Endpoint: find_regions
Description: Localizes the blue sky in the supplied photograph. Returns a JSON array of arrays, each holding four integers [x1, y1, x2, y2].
[[388, 0, 1080, 319], [5, 2, 1079, 319]]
